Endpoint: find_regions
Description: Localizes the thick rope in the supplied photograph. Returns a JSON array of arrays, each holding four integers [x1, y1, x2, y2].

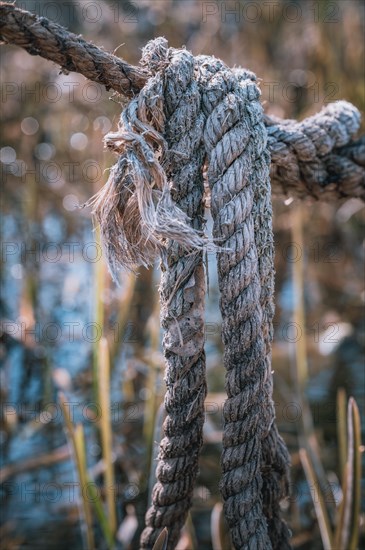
[[1, 3, 363, 200], [77, 36, 363, 550], [266, 102, 363, 200], [0, 2, 148, 96], [245, 72, 292, 547], [90, 38, 208, 549], [138, 39, 208, 550], [197, 56, 276, 549]]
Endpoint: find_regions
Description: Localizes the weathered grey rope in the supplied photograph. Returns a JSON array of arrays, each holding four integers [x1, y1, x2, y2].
[[197, 56, 275, 549], [266, 102, 362, 200], [134, 40, 207, 550], [246, 70, 291, 547], [89, 37, 363, 550], [253, 151, 292, 548], [0, 2, 148, 96], [317, 136, 365, 200], [90, 38, 208, 549]]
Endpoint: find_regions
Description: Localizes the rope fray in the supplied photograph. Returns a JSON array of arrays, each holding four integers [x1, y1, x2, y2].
[[86, 42, 206, 279]]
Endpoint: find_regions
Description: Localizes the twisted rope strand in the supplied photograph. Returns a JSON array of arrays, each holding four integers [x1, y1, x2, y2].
[[137, 39, 207, 550], [266, 101, 362, 200], [90, 37, 208, 549], [197, 56, 275, 549], [0, 2, 148, 96], [251, 149, 291, 548], [231, 72, 293, 548]]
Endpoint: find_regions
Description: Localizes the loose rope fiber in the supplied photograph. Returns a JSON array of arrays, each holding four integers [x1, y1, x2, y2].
[[89, 38, 363, 550]]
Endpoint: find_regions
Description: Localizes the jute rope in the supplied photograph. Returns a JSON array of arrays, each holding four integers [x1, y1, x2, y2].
[[88, 37, 363, 549], [1, 4, 363, 544], [91, 39, 208, 549], [138, 40, 207, 550], [197, 55, 284, 549], [266, 103, 362, 201]]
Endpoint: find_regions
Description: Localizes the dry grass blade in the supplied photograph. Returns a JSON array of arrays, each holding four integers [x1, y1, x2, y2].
[[110, 271, 136, 364], [335, 397, 362, 550], [184, 513, 198, 549], [336, 388, 348, 479], [348, 398, 361, 550], [299, 448, 334, 550], [59, 391, 76, 437], [334, 461, 348, 550], [60, 392, 115, 549], [291, 205, 336, 516], [211, 502, 233, 550], [98, 337, 117, 535], [92, 225, 104, 402], [84, 481, 115, 550], [73, 426, 115, 549], [73, 424, 95, 550], [152, 527, 168, 550], [290, 205, 308, 392]]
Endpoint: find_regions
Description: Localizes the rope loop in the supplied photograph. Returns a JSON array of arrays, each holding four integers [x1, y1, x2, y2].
[[91, 37, 362, 550]]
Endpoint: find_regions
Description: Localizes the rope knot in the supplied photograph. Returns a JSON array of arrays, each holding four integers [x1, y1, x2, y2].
[[140, 37, 170, 73]]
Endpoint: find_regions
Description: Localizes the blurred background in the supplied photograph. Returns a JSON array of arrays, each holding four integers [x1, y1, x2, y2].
[[0, 1, 364, 549]]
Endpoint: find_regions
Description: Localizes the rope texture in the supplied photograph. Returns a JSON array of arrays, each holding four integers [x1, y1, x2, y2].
[[0, 2, 148, 96], [90, 37, 363, 550], [266, 103, 363, 200], [138, 40, 207, 550], [89, 38, 207, 550], [197, 56, 283, 549], [233, 77, 291, 545], [1, 4, 363, 200]]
